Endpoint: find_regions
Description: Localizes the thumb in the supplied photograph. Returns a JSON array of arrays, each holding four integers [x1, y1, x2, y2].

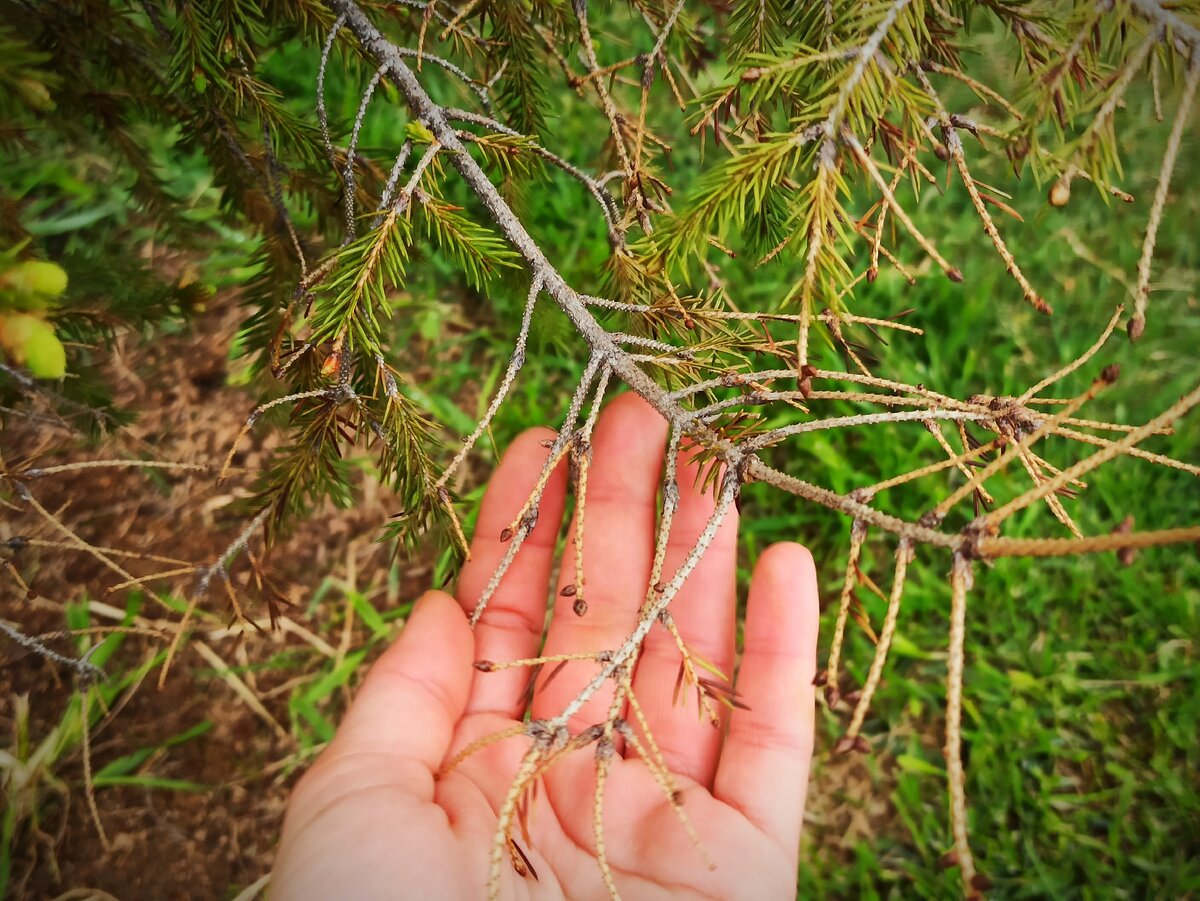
[[329, 590, 475, 771]]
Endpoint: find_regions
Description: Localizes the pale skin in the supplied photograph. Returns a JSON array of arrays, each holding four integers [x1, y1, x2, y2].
[[272, 394, 820, 899]]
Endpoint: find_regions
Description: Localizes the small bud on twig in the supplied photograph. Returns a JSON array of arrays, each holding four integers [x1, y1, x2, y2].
[[833, 735, 856, 755], [799, 363, 817, 399], [1113, 515, 1138, 566]]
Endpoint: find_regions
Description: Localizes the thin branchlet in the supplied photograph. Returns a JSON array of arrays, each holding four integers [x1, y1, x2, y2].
[[821, 519, 866, 707], [945, 554, 978, 892], [985, 382, 1200, 529], [0, 620, 104, 682], [841, 539, 913, 745], [918, 69, 1050, 314], [438, 275, 544, 489], [468, 356, 602, 625], [344, 65, 388, 239], [1131, 54, 1199, 338]]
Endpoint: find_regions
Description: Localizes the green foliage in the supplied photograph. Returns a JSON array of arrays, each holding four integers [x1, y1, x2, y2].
[[376, 373, 451, 555], [482, 0, 553, 135], [0, 0, 341, 427], [249, 396, 359, 529], [416, 193, 521, 288], [310, 210, 415, 355]]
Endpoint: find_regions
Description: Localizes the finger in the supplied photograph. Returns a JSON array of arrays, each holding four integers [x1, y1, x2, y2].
[[456, 427, 568, 718], [329, 590, 474, 778], [628, 445, 738, 788], [531, 392, 667, 731], [713, 543, 819, 855]]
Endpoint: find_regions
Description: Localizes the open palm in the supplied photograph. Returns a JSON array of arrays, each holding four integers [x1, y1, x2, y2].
[[272, 394, 819, 899]]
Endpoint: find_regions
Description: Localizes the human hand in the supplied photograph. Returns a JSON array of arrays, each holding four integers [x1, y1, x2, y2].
[[272, 393, 819, 899]]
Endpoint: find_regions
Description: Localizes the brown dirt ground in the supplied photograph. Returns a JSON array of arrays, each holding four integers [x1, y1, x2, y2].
[[1, 286, 435, 900]]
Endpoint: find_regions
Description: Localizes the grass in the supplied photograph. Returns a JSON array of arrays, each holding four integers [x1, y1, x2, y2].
[[2, 14, 1197, 900], [0, 593, 179, 896]]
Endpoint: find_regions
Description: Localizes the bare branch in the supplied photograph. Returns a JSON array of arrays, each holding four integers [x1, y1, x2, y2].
[[1131, 54, 1199, 338]]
